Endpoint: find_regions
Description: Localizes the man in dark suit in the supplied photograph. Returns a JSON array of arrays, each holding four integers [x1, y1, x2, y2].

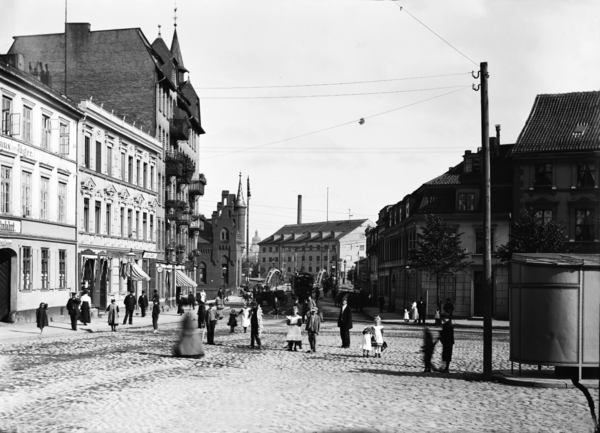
[[206, 303, 218, 345], [66, 292, 80, 331], [138, 291, 149, 317], [337, 297, 353, 348], [417, 297, 427, 324], [123, 291, 136, 325], [249, 302, 262, 349]]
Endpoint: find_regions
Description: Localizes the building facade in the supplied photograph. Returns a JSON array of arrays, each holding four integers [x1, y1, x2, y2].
[[0, 60, 80, 322]]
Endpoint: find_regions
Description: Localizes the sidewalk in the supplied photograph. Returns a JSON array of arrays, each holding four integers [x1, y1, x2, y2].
[[361, 306, 510, 330]]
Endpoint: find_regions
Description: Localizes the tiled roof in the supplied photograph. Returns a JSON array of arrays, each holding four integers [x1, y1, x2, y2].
[[513, 91, 600, 154], [258, 219, 371, 244]]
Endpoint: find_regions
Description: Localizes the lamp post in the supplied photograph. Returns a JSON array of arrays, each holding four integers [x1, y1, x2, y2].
[[127, 248, 136, 297]]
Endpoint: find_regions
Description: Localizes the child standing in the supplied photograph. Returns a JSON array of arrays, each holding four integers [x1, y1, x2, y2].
[[152, 300, 160, 333], [403, 309, 410, 323], [361, 326, 373, 357], [273, 296, 280, 319], [434, 308, 441, 325], [228, 309, 238, 333], [371, 316, 384, 358], [36, 303, 48, 334]]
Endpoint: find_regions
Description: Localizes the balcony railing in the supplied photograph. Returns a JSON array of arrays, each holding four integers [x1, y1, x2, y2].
[[175, 211, 191, 226], [170, 117, 191, 141], [189, 175, 206, 197]]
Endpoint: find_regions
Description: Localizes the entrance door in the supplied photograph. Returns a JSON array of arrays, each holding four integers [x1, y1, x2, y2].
[[473, 271, 484, 317], [0, 249, 11, 321], [99, 260, 108, 308]]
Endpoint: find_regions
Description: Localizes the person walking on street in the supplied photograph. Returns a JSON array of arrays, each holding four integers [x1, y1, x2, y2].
[[199, 288, 206, 303], [250, 302, 263, 349], [371, 317, 384, 358], [138, 291, 149, 317], [378, 294, 385, 314], [228, 309, 238, 333], [66, 292, 80, 331], [176, 292, 185, 315], [206, 303, 218, 345], [36, 303, 48, 334], [286, 305, 303, 351], [79, 291, 92, 325], [337, 297, 353, 348], [106, 299, 119, 332], [411, 300, 419, 324], [272, 296, 280, 319], [305, 307, 321, 353], [123, 291, 136, 325], [238, 302, 251, 333], [443, 298, 455, 321], [421, 327, 437, 372], [197, 300, 207, 342], [152, 289, 160, 305], [215, 295, 225, 319], [439, 319, 455, 373], [188, 292, 196, 311], [151, 300, 160, 333], [417, 297, 426, 324]]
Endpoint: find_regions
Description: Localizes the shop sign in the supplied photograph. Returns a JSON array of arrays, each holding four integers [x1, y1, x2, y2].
[[0, 239, 12, 246], [0, 139, 35, 159], [143, 251, 158, 259], [0, 219, 21, 233]]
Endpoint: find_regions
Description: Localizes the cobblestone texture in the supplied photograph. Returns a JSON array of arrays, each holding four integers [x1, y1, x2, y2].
[[0, 317, 596, 433]]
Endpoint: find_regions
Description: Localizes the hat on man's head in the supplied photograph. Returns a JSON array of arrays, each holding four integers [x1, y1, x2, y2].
[[110, 299, 116, 303], [311, 307, 318, 312]]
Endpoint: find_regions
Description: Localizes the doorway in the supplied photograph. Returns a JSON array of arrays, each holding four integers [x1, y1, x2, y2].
[[0, 248, 13, 322]]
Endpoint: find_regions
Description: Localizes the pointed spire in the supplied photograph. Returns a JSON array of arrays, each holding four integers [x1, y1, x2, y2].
[[158, 24, 162, 38], [235, 172, 246, 209], [170, 27, 184, 69]]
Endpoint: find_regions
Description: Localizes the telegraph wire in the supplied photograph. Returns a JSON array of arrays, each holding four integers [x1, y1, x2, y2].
[[198, 85, 469, 161]]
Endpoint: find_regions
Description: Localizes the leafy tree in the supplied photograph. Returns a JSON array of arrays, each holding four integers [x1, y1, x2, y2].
[[494, 208, 567, 262], [409, 214, 472, 305]]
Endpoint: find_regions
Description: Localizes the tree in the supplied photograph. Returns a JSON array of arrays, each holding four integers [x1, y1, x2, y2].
[[409, 214, 472, 306], [494, 208, 567, 262]]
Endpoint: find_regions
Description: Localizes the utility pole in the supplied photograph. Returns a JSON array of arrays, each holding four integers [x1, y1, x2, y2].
[[478, 62, 493, 381]]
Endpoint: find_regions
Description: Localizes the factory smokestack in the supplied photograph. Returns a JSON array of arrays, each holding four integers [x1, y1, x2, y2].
[[297, 195, 302, 225]]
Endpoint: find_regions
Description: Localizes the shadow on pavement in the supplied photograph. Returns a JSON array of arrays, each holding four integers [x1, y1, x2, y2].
[[353, 368, 482, 381]]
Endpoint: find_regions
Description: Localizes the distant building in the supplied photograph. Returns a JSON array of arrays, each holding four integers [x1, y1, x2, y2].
[[511, 91, 600, 253], [249, 230, 261, 262], [258, 219, 374, 282], [0, 60, 81, 322]]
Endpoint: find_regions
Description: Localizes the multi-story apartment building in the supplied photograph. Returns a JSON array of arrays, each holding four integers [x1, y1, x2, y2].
[[258, 219, 374, 283], [370, 130, 512, 319], [8, 23, 207, 304], [77, 99, 161, 309], [0, 59, 80, 322], [511, 91, 600, 253]]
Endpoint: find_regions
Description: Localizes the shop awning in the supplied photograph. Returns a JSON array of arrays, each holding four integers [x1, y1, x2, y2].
[[130, 263, 151, 282], [175, 270, 197, 288]]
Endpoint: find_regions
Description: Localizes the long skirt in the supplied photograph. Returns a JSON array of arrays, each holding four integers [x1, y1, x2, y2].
[[80, 301, 91, 324]]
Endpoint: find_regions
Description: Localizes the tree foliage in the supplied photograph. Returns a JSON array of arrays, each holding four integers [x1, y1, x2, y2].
[[408, 215, 472, 302], [493, 208, 567, 262]]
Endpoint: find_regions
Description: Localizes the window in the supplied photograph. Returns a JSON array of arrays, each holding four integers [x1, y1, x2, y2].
[[95, 141, 102, 173], [534, 163, 552, 186], [136, 160, 141, 186], [120, 207, 125, 237], [83, 199, 89, 231], [406, 202, 410, 218], [41, 248, 49, 290], [269, 247, 272, 252], [150, 165, 154, 191], [220, 229, 229, 241], [309, 255, 312, 261], [534, 210, 553, 224], [136, 211, 140, 239], [316, 267, 320, 272], [143, 163, 148, 189], [127, 209, 132, 237], [59, 250, 66, 289], [121, 153, 126, 181], [577, 162, 596, 188], [287, 267, 291, 272], [41, 115, 51, 149], [198, 262, 206, 284], [59, 122, 69, 154], [22, 246, 31, 290], [475, 228, 495, 254], [150, 215, 154, 241], [316, 256, 320, 261], [143, 213, 147, 241], [106, 204, 111, 236], [360, 245, 365, 251], [287, 257, 291, 262], [158, 174, 161, 201], [465, 157, 481, 174], [58, 182, 67, 222], [274, 257, 278, 262], [458, 193, 475, 211], [84, 136, 91, 168], [21, 171, 31, 217], [128, 156, 133, 183], [262, 257, 266, 262], [95, 201, 101, 233], [22, 106, 32, 143], [576, 209, 595, 241], [262, 247, 266, 253], [40, 177, 49, 219], [308, 266, 312, 272], [1, 97, 12, 135], [106, 146, 112, 177]]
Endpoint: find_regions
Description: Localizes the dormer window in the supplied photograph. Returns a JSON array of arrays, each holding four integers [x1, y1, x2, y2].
[[573, 123, 587, 137], [465, 156, 481, 174], [577, 162, 596, 188], [534, 163, 553, 187]]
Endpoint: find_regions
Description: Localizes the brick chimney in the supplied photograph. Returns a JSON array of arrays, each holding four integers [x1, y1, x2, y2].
[[297, 195, 302, 225]]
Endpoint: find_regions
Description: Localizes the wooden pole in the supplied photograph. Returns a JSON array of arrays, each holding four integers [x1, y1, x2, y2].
[[481, 62, 493, 381]]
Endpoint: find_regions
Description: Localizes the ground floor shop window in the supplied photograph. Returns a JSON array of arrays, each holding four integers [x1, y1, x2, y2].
[[22, 246, 31, 290]]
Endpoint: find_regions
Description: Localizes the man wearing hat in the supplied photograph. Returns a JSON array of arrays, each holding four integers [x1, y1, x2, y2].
[[305, 306, 321, 353], [66, 292, 81, 331], [337, 297, 353, 348], [123, 290, 137, 325]]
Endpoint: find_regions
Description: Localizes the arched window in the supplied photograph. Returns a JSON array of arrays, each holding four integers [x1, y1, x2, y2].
[[221, 256, 229, 285], [198, 262, 206, 284], [220, 228, 229, 241]]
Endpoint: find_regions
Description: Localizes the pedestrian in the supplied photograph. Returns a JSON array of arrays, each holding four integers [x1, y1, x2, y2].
[[197, 300, 207, 341], [404, 309, 410, 323], [199, 288, 206, 303], [173, 313, 205, 358], [303, 292, 316, 323], [439, 318, 455, 373], [206, 302, 218, 345], [177, 292, 185, 315], [66, 292, 80, 331], [305, 307, 321, 353], [79, 290, 92, 325], [361, 326, 372, 357], [215, 295, 225, 319], [123, 291, 136, 325], [417, 297, 426, 324], [378, 294, 385, 313], [443, 298, 455, 321], [337, 297, 353, 348], [152, 300, 160, 333], [228, 308, 238, 333], [138, 291, 149, 317], [434, 308, 441, 325], [411, 300, 419, 324], [371, 316, 384, 358], [421, 327, 437, 372], [36, 302, 48, 334], [217, 288, 224, 300], [249, 302, 263, 349], [238, 302, 251, 333], [285, 305, 302, 351], [272, 296, 280, 319], [106, 299, 119, 332], [188, 292, 196, 310], [152, 289, 160, 305]]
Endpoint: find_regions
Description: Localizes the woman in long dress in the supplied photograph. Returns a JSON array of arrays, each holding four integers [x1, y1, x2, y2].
[[286, 305, 303, 351], [238, 303, 251, 333], [411, 300, 419, 323], [106, 299, 119, 332], [36, 303, 48, 334], [80, 291, 92, 325]]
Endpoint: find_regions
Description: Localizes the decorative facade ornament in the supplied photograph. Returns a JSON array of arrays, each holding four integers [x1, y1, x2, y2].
[[104, 185, 117, 201], [133, 194, 145, 207], [118, 188, 130, 204], [80, 177, 96, 195]]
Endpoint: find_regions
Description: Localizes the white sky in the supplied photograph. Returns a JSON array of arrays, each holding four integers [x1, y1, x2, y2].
[[2, 0, 599, 241]]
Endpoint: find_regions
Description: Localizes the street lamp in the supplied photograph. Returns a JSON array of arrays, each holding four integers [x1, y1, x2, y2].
[[127, 248, 136, 295]]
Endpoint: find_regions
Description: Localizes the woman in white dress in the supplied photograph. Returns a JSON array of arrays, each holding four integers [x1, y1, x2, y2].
[[238, 303, 251, 333], [79, 291, 92, 325], [411, 300, 419, 323], [286, 305, 303, 351]]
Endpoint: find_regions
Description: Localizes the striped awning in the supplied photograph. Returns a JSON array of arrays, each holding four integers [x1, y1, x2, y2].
[[130, 263, 151, 282], [175, 270, 197, 288]]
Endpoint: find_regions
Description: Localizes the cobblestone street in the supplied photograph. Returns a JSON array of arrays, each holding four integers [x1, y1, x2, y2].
[[0, 314, 596, 433]]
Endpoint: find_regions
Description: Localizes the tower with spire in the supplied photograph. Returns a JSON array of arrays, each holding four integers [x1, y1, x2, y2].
[[234, 173, 247, 251]]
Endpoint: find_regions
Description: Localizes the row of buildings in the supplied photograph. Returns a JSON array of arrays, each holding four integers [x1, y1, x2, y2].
[[0, 22, 247, 322], [363, 91, 599, 320]]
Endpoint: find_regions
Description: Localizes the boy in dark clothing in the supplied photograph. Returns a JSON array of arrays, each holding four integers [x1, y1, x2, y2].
[[439, 319, 455, 373], [152, 300, 160, 333]]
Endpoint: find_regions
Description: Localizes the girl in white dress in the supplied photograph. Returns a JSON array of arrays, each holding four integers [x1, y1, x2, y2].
[[238, 303, 251, 333], [371, 317, 384, 358], [403, 309, 410, 323], [361, 326, 373, 357], [411, 301, 419, 323], [285, 306, 303, 351]]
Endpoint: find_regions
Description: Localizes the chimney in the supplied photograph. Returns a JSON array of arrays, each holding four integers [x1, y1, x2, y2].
[[297, 195, 302, 225], [493, 124, 501, 155]]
